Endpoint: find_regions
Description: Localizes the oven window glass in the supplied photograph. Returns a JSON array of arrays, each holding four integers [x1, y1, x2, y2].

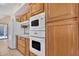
[[32, 40, 41, 51], [31, 20, 39, 26]]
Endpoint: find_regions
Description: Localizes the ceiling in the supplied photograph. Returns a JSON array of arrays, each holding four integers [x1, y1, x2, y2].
[[0, 3, 22, 19]]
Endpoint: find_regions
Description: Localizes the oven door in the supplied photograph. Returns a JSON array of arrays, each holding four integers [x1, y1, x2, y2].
[[30, 37, 45, 56], [30, 12, 45, 30]]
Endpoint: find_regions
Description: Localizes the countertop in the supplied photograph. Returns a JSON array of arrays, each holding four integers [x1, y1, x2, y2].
[[17, 34, 29, 38]]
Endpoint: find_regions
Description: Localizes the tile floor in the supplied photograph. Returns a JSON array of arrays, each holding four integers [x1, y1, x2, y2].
[[0, 39, 23, 56]]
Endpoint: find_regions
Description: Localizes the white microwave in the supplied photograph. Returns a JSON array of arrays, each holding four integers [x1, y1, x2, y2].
[[30, 12, 45, 30]]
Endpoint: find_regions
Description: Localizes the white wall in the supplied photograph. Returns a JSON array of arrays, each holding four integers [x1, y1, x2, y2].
[[15, 22, 23, 35], [0, 16, 10, 24]]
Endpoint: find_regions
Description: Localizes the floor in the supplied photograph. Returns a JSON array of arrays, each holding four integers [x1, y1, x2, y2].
[[0, 39, 23, 56]]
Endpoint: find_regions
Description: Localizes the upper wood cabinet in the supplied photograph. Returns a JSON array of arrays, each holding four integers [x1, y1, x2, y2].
[[26, 4, 31, 20], [46, 19, 78, 56], [45, 4, 78, 22], [16, 16, 21, 22], [20, 13, 27, 22], [30, 3, 44, 16], [27, 12, 31, 20]]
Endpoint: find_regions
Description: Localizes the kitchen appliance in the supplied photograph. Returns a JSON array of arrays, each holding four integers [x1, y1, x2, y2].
[[29, 12, 45, 56], [30, 12, 45, 30], [29, 28, 45, 56], [30, 36, 45, 56]]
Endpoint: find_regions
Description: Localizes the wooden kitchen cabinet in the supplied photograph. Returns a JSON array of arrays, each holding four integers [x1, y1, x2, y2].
[[16, 36, 29, 56], [17, 37, 26, 55], [26, 38, 29, 56], [20, 13, 27, 22], [16, 16, 21, 22], [27, 12, 31, 20], [18, 45, 26, 55], [16, 35, 18, 49], [30, 3, 44, 16], [46, 19, 78, 56], [45, 4, 78, 22], [45, 4, 79, 56], [29, 51, 36, 56], [18, 37, 26, 47], [26, 4, 31, 20]]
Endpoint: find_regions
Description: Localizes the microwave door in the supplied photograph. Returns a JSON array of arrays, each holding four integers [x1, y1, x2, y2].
[[31, 19, 39, 26]]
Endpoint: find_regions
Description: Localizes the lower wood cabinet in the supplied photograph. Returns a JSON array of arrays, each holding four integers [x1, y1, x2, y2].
[[18, 45, 26, 55], [29, 51, 36, 56], [26, 38, 29, 56], [16, 36, 29, 56]]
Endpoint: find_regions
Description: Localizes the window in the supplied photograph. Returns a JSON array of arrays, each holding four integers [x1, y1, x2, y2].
[[0, 24, 8, 39]]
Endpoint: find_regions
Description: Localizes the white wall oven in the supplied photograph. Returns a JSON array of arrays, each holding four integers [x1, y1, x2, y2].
[[29, 30, 45, 56], [30, 12, 45, 30], [29, 12, 45, 56], [30, 36, 45, 56]]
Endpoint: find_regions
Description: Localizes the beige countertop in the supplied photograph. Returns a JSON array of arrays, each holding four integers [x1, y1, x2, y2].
[[17, 34, 29, 38]]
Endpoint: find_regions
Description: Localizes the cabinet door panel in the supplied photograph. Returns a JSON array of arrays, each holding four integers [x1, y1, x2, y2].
[[18, 39, 26, 47], [26, 38, 29, 56], [16, 16, 21, 22], [29, 51, 36, 56], [45, 4, 78, 22], [18, 45, 26, 55], [46, 19, 78, 56], [31, 3, 44, 16]]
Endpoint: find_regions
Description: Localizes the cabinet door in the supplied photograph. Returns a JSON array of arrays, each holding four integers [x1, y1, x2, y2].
[[29, 51, 36, 56], [18, 45, 26, 55], [16, 16, 21, 22], [16, 36, 18, 49], [26, 38, 29, 56], [27, 4, 31, 20], [23, 14, 27, 21], [46, 19, 78, 56], [45, 4, 78, 22], [18, 37, 26, 47], [17, 37, 26, 55], [20, 14, 27, 22], [27, 12, 31, 20], [30, 3, 44, 16]]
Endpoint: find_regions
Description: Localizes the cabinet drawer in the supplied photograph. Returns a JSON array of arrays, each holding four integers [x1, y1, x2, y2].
[[18, 45, 26, 55]]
